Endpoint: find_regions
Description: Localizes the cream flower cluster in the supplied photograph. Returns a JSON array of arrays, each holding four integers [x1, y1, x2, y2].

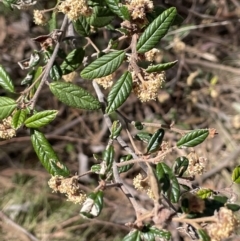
[[58, 0, 92, 21], [48, 176, 86, 204], [0, 116, 16, 140], [132, 70, 166, 102], [207, 207, 239, 241], [125, 0, 154, 20]]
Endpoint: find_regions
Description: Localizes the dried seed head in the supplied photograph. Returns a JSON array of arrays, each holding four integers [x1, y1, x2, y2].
[[58, 0, 92, 21], [126, 0, 154, 20], [33, 10, 47, 26], [94, 74, 113, 89], [48, 176, 87, 204], [207, 207, 239, 241], [132, 70, 166, 102], [0, 116, 16, 140], [187, 152, 207, 176]]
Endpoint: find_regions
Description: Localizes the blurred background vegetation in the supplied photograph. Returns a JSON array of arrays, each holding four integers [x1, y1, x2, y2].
[[0, 0, 240, 240]]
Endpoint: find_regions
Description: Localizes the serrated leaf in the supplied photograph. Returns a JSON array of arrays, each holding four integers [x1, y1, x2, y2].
[[105, 0, 130, 20], [24, 110, 58, 128], [196, 189, 213, 199], [123, 230, 141, 241], [147, 6, 184, 26], [146, 60, 178, 73], [177, 129, 209, 148], [137, 7, 177, 53], [156, 163, 180, 203], [31, 129, 70, 177], [61, 48, 85, 75], [21, 69, 36, 85], [73, 16, 91, 37], [11, 109, 27, 129], [197, 229, 211, 241], [0, 97, 17, 120], [232, 166, 240, 183], [146, 129, 165, 154], [49, 82, 101, 110], [81, 50, 125, 79], [87, 6, 115, 27], [106, 71, 132, 113], [0, 65, 15, 93], [80, 191, 104, 218]]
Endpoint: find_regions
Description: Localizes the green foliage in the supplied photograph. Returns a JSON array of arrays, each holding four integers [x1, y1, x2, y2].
[[137, 7, 177, 53], [60, 48, 85, 75], [146, 128, 165, 154], [49, 82, 101, 110], [156, 163, 180, 203], [0, 65, 15, 93], [177, 129, 209, 148], [12, 109, 28, 129], [31, 129, 70, 177], [24, 110, 58, 128], [232, 166, 240, 183], [172, 156, 189, 177], [80, 191, 104, 218], [73, 16, 91, 36], [81, 50, 125, 79], [106, 71, 132, 113], [105, 0, 130, 20], [146, 60, 178, 73], [0, 97, 17, 120]]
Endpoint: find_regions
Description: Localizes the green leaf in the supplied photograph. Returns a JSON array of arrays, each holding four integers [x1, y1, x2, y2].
[[81, 50, 125, 79], [135, 132, 152, 143], [31, 129, 70, 177], [226, 203, 240, 211], [73, 15, 91, 37], [134, 121, 144, 130], [21, 69, 36, 85], [0, 97, 17, 120], [103, 145, 114, 172], [137, 7, 177, 53], [146, 60, 178, 73], [177, 129, 209, 148], [105, 0, 130, 20], [156, 163, 180, 203], [146, 129, 165, 154], [148, 227, 171, 240], [50, 63, 62, 81], [110, 120, 122, 139], [106, 71, 132, 113], [196, 189, 213, 199], [24, 110, 58, 128], [48, 11, 57, 32], [123, 230, 141, 241], [197, 229, 211, 241], [60, 48, 85, 75], [87, 6, 115, 27], [0, 65, 15, 93], [147, 6, 184, 26], [232, 166, 240, 183], [11, 109, 28, 129], [49, 82, 101, 110], [118, 154, 133, 173], [172, 156, 189, 177], [80, 191, 104, 218]]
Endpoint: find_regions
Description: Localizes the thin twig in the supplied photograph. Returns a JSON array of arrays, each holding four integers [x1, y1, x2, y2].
[[30, 15, 69, 109], [0, 211, 39, 241]]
